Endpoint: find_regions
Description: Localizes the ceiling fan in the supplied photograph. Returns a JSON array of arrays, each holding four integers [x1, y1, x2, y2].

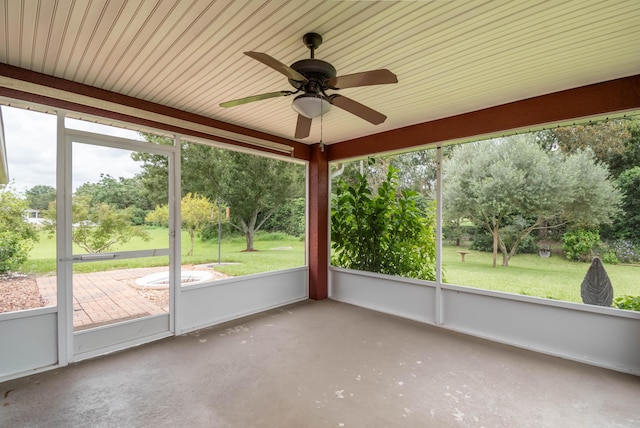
[[219, 33, 398, 139]]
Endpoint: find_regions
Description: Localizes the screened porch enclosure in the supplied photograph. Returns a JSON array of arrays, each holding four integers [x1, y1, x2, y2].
[[1, 77, 639, 383], [0, 4, 640, 425]]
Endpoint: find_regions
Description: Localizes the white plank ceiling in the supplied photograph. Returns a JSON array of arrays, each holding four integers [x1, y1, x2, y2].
[[1, 0, 639, 144]]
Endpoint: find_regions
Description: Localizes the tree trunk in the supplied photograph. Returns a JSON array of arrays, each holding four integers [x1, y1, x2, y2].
[[501, 248, 510, 266], [492, 224, 498, 268], [497, 236, 510, 267], [538, 219, 548, 240], [241, 214, 258, 251], [245, 230, 254, 251], [501, 224, 540, 267], [188, 231, 195, 256]]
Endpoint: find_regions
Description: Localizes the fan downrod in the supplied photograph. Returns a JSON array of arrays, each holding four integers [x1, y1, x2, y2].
[[303, 33, 322, 58]]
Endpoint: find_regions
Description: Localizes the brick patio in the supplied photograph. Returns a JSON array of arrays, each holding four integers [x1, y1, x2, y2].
[[37, 267, 171, 330]]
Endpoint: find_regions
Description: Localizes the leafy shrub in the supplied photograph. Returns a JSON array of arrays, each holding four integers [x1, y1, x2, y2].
[[562, 228, 601, 262], [0, 187, 39, 273], [260, 197, 305, 237], [331, 163, 437, 281], [0, 231, 31, 273], [469, 230, 491, 252], [599, 248, 620, 264], [129, 207, 148, 226], [613, 295, 640, 311]]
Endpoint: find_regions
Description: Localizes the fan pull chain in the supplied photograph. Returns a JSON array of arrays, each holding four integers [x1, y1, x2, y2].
[[319, 96, 324, 145]]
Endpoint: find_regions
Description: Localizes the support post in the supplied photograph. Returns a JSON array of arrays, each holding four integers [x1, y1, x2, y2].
[[217, 197, 222, 264], [169, 134, 181, 334], [56, 110, 72, 366], [435, 146, 444, 324], [308, 143, 329, 300]]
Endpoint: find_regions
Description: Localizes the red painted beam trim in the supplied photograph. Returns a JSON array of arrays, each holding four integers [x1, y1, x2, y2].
[[0, 86, 298, 159], [308, 144, 329, 300], [0, 63, 310, 161], [328, 75, 640, 161]]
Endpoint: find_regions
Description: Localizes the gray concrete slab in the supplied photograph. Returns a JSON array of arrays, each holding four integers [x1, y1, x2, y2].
[[1, 299, 639, 427]]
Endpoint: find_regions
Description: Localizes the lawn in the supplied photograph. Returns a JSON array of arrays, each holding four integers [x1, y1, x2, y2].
[[23, 230, 638, 305], [24, 228, 305, 277], [442, 245, 639, 304]]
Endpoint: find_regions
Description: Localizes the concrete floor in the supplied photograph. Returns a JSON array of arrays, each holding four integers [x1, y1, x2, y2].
[[1, 300, 638, 428]]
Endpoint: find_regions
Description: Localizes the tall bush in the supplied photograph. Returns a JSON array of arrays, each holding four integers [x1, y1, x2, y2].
[[331, 164, 437, 281], [260, 197, 305, 237], [562, 228, 601, 262], [43, 195, 149, 254], [0, 187, 39, 273], [146, 193, 216, 256]]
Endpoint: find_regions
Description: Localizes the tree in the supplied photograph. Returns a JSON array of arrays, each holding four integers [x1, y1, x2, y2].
[[443, 135, 621, 267], [612, 167, 640, 243], [607, 118, 640, 178], [537, 119, 630, 170], [0, 186, 39, 273], [385, 148, 454, 194], [180, 142, 225, 199], [25, 185, 56, 211], [130, 134, 174, 208], [332, 163, 437, 281], [560, 149, 623, 225], [43, 195, 149, 253], [146, 193, 217, 256], [134, 135, 305, 252], [334, 149, 448, 197], [132, 136, 225, 209], [604, 120, 640, 243], [220, 151, 304, 251], [261, 197, 305, 237], [538, 118, 640, 243], [75, 174, 154, 224]]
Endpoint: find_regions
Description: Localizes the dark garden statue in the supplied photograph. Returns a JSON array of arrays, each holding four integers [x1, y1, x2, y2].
[[580, 257, 614, 307]]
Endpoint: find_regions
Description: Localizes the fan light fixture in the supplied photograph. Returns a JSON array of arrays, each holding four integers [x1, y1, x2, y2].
[[219, 32, 397, 138], [292, 94, 331, 118]]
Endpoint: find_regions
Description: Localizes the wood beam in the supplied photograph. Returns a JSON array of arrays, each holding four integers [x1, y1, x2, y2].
[[328, 75, 640, 161], [308, 144, 329, 300], [0, 63, 310, 161]]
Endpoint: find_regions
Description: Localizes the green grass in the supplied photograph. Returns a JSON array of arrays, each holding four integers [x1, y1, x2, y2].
[[183, 233, 305, 277], [22, 230, 639, 305], [443, 245, 639, 304], [24, 228, 305, 277]]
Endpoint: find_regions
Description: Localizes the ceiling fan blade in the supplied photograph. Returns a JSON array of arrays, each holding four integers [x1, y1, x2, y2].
[[219, 91, 291, 108], [245, 52, 308, 83], [326, 69, 397, 90], [330, 95, 387, 125], [295, 114, 312, 139]]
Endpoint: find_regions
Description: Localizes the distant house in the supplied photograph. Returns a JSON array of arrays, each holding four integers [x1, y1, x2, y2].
[[24, 209, 45, 225]]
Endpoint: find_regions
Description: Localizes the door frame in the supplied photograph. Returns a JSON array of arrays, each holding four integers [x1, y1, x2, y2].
[[56, 116, 180, 364]]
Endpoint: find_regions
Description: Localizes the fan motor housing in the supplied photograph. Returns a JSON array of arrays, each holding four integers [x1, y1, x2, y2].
[[289, 59, 336, 92]]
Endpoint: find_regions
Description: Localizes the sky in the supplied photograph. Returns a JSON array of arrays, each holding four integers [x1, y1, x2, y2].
[[1, 106, 145, 193]]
